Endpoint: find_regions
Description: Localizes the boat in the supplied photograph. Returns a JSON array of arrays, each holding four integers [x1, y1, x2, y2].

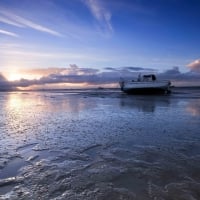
[[119, 74, 171, 94]]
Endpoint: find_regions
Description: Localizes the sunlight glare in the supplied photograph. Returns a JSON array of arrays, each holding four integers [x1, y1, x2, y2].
[[7, 73, 23, 81], [6, 71, 40, 82]]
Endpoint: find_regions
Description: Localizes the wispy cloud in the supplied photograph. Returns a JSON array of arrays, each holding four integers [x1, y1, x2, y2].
[[83, 0, 113, 35], [0, 29, 19, 37], [0, 15, 24, 27], [0, 9, 62, 37]]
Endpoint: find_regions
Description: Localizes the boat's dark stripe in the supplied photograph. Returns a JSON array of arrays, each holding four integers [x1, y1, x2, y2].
[[122, 87, 169, 95]]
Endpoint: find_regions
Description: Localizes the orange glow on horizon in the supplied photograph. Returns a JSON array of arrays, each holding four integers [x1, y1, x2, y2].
[[23, 82, 89, 90]]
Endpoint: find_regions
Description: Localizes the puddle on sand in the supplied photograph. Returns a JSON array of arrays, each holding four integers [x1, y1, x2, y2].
[[0, 143, 54, 196], [0, 183, 15, 196], [0, 156, 26, 195], [0, 157, 26, 180]]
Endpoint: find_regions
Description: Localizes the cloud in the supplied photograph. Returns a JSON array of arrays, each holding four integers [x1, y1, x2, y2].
[[61, 64, 99, 75], [0, 15, 24, 27], [3, 65, 159, 88], [159, 66, 200, 84], [0, 73, 15, 90], [187, 59, 200, 73], [159, 66, 181, 77], [105, 66, 156, 72], [19, 65, 99, 77], [2, 65, 120, 88], [0, 29, 19, 37], [0, 73, 7, 82], [0, 9, 62, 37], [1, 65, 200, 90], [104, 67, 116, 70], [83, 0, 113, 35], [19, 68, 66, 77]]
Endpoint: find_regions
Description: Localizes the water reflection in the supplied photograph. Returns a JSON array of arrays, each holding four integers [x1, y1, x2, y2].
[[0, 92, 97, 150], [1, 90, 200, 199], [2, 93, 39, 143], [186, 99, 200, 116], [120, 96, 171, 113], [4, 92, 97, 113]]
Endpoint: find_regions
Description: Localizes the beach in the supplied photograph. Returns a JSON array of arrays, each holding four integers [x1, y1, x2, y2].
[[0, 87, 200, 200]]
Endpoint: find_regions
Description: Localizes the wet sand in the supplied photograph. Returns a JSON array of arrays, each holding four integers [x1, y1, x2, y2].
[[0, 88, 200, 199]]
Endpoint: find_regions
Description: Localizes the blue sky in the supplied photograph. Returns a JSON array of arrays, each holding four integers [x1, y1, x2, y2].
[[0, 0, 200, 89]]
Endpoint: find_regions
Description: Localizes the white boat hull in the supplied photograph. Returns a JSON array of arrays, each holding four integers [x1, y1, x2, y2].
[[120, 80, 171, 94]]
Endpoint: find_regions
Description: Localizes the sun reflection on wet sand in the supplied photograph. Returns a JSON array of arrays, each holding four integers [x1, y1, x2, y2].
[[186, 100, 200, 116], [1, 92, 98, 148], [6, 92, 96, 113]]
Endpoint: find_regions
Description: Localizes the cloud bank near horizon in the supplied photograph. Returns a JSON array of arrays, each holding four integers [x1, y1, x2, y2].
[[1, 63, 200, 90]]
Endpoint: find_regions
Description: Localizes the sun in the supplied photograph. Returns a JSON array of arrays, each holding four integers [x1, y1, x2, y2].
[[5, 70, 32, 81], [7, 73, 24, 81], [5, 71, 42, 82]]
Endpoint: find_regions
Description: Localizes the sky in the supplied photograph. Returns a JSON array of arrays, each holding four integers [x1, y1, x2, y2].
[[0, 0, 200, 90]]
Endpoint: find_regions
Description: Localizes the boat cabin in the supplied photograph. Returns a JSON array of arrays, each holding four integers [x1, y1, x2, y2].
[[141, 74, 156, 81]]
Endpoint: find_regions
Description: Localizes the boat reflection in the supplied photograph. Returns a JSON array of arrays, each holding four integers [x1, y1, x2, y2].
[[120, 96, 171, 113]]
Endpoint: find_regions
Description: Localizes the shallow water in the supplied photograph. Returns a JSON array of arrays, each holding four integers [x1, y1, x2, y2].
[[0, 88, 200, 199]]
